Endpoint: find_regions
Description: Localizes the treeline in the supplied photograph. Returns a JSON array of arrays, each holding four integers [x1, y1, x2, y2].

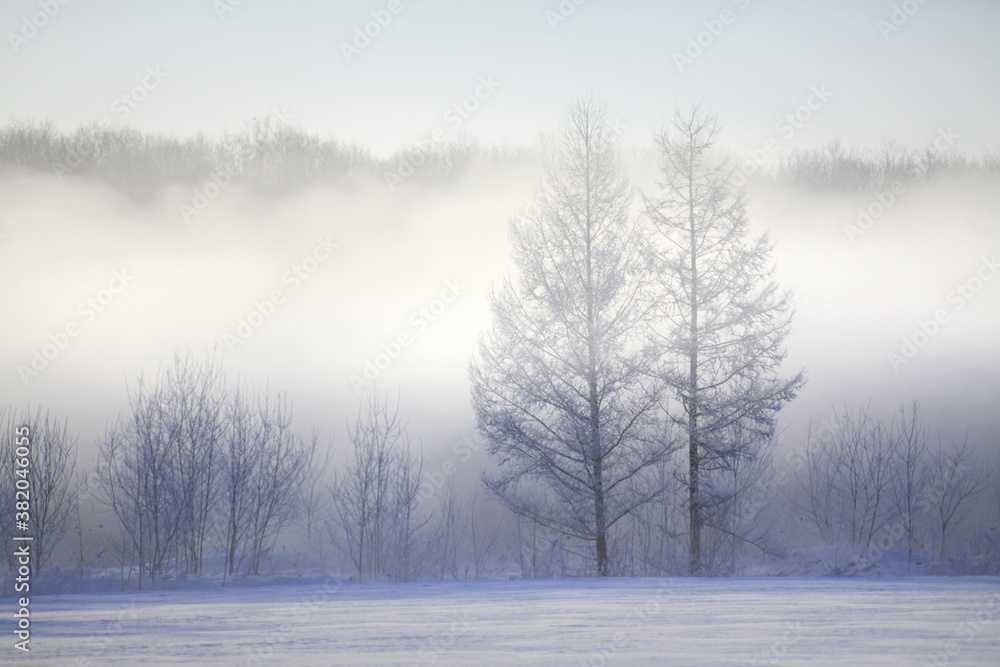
[[774, 139, 1000, 192], [1, 117, 997, 199], [2, 355, 323, 590], [793, 403, 997, 568], [0, 116, 495, 199], [0, 352, 517, 589], [1, 380, 998, 589]]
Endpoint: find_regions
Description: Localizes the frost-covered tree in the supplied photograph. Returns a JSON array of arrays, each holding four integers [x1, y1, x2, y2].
[[888, 402, 928, 565], [219, 384, 259, 578], [96, 352, 306, 585], [160, 353, 226, 576], [0, 406, 78, 575], [701, 420, 778, 573], [95, 352, 226, 580], [97, 376, 187, 589], [470, 99, 671, 576], [242, 390, 306, 576], [926, 438, 990, 560], [644, 106, 805, 574], [793, 404, 896, 548], [217, 383, 306, 578], [330, 391, 425, 581]]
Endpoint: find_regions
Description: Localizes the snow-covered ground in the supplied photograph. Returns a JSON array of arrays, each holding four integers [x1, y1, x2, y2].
[[22, 576, 1000, 666]]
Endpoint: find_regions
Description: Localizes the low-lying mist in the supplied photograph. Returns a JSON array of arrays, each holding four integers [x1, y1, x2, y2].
[[2, 144, 999, 474]]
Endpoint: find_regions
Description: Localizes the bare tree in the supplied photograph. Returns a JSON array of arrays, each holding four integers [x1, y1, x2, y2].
[[888, 402, 928, 565], [0, 406, 78, 575], [644, 106, 805, 573], [95, 352, 225, 585], [160, 352, 226, 576], [299, 427, 332, 552], [218, 383, 259, 578], [701, 421, 778, 573], [470, 99, 671, 576], [96, 376, 186, 589], [794, 404, 896, 548], [467, 487, 506, 580], [837, 406, 895, 547], [622, 459, 685, 575], [0, 407, 13, 575], [980, 455, 1000, 572], [214, 381, 311, 580], [433, 477, 464, 580], [330, 391, 426, 581], [244, 390, 306, 576], [794, 419, 843, 545], [924, 438, 990, 560]]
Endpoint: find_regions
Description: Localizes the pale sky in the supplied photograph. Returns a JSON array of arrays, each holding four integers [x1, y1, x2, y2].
[[3, 0, 999, 156]]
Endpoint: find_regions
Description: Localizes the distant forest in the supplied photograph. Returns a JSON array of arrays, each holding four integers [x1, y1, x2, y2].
[[1, 116, 998, 199]]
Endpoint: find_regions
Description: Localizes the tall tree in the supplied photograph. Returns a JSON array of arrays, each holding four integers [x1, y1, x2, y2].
[[644, 106, 805, 574], [470, 99, 670, 576]]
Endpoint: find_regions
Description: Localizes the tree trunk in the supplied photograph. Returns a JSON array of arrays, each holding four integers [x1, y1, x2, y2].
[[687, 154, 701, 576], [688, 408, 700, 575], [594, 452, 608, 576]]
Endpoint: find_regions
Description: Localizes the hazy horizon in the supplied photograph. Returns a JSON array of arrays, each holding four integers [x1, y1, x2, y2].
[[2, 156, 998, 468], [3, 0, 1000, 157]]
